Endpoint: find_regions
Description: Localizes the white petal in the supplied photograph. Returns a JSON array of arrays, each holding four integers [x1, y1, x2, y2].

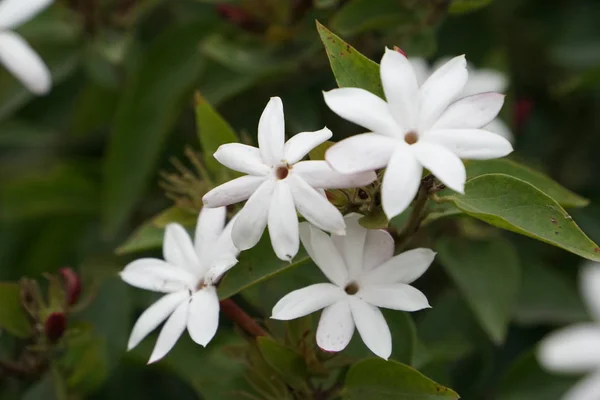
[[164, 223, 201, 274], [425, 128, 513, 160], [326, 133, 398, 174], [268, 182, 299, 261], [580, 263, 600, 321], [293, 160, 376, 189], [316, 301, 354, 353], [363, 229, 395, 272], [0, 0, 52, 30], [194, 206, 226, 266], [148, 299, 189, 364], [462, 69, 508, 96], [187, 286, 220, 347], [231, 180, 275, 250], [381, 145, 422, 220], [538, 324, 600, 373], [202, 175, 266, 207], [127, 291, 189, 351], [348, 297, 392, 359], [381, 48, 420, 129], [206, 215, 240, 281], [271, 283, 345, 320], [562, 371, 600, 400], [432, 93, 505, 130], [299, 222, 316, 259], [283, 127, 332, 164], [258, 97, 285, 165], [358, 283, 430, 312], [411, 141, 466, 193], [418, 55, 468, 131], [287, 174, 345, 235], [485, 119, 514, 142], [323, 88, 399, 137], [0, 32, 50, 94], [120, 259, 194, 293], [332, 214, 367, 279], [360, 248, 436, 286], [307, 224, 349, 287], [408, 57, 430, 87], [213, 143, 270, 175]]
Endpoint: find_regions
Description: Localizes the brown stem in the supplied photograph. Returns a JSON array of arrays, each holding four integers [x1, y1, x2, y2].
[[395, 175, 436, 250], [220, 299, 269, 339]]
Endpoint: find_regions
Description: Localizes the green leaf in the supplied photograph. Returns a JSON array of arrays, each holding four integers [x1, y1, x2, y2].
[[218, 235, 311, 300], [257, 337, 308, 389], [316, 21, 384, 97], [343, 359, 459, 399], [194, 92, 239, 175], [465, 159, 588, 208], [443, 173, 600, 261], [0, 282, 33, 338], [331, 0, 418, 36], [448, 0, 493, 15], [102, 20, 212, 236], [308, 140, 334, 161], [437, 238, 521, 344]]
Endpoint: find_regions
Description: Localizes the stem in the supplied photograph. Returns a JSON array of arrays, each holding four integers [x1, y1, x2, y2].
[[219, 299, 269, 339], [396, 175, 436, 250]]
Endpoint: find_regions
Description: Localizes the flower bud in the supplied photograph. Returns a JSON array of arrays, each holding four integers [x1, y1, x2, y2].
[[393, 46, 407, 57], [44, 312, 67, 343], [514, 97, 534, 130], [59, 267, 81, 306]]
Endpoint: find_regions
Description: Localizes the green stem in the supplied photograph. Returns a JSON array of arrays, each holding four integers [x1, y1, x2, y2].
[[396, 175, 435, 250]]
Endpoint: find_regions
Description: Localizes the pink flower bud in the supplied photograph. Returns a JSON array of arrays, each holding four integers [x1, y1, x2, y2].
[[44, 312, 67, 343], [60, 267, 81, 306], [393, 46, 407, 57]]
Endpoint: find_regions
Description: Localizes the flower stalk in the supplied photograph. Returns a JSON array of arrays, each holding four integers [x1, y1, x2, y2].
[[219, 299, 269, 339]]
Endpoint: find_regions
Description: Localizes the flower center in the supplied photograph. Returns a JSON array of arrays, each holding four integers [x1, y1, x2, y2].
[[404, 131, 418, 145], [344, 281, 359, 295], [276, 165, 289, 180], [196, 279, 207, 291]]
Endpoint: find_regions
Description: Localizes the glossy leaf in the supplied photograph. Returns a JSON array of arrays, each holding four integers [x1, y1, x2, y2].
[[257, 337, 308, 389], [331, 0, 418, 36], [0, 282, 33, 338]]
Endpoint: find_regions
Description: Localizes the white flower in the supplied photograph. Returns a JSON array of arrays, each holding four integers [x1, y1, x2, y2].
[[202, 97, 377, 261], [410, 56, 513, 142], [0, 0, 53, 94], [120, 207, 239, 364], [538, 263, 600, 400], [323, 48, 513, 220], [271, 214, 434, 359]]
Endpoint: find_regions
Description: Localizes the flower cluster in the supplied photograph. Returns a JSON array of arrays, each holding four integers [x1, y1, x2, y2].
[[120, 48, 513, 362]]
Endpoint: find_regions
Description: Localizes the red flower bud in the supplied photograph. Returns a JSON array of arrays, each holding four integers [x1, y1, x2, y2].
[[393, 46, 407, 57], [60, 267, 81, 306], [44, 312, 67, 343], [514, 97, 534, 130]]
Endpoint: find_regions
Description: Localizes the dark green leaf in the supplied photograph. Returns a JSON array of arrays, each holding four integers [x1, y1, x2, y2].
[[331, 0, 418, 36], [448, 0, 493, 15], [343, 359, 460, 399], [308, 140, 334, 161], [437, 238, 521, 344], [257, 337, 308, 389], [0, 282, 33, 338]]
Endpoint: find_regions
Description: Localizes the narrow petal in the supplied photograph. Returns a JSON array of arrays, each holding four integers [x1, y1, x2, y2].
[[187, 286, 220, 347], [0, 0, 52, 30], [424, 128, 513, 160], [268, 182, 299, 261], [580, 263, 600, 321], [485, 119, 514, 142], [462, 69, 508, 96], [148, 299, 189, 363], [194, 206, 226, 266], [381, 48, 420, 129], [164, 223, 201, 274], [358, 283, 430, 312], [258, 97, 285, 165], [381, 145, 422, 220], [332, 214, 367, 279], [307, 225, 349, 287], [411, 141, 466, 193], [432, 93, 505, 130], [293, 161, 376, 189], [323, 88, 399, 137], [202, 175, 266, 207], [0, 32, 50, 94], [538, 324, 600, 373], [271, 283, 345, 320], [418, 55, 468, 131], [316, 301, 354, 353], [349, 297, 392, 359], [120, 259, 194, 293], [562, 371, 600, 400], [283, 128, 332, 164], [231, 180, 275, 250], [299, 222, 316, 260], [361, 248, 436, 286], [408, 57, 430, 87], [206, 215, 240, 281], [326, 133, 398, 174], [213, 143, 270, 175], [363, 229, 395, 272], [127, 291, 188, 351]]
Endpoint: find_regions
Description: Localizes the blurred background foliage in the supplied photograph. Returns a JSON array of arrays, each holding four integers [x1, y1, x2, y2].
[[1, 0, 600, 398]]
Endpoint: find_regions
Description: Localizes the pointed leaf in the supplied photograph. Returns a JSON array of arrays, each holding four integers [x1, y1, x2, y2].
[[257, 337, 308, 389]]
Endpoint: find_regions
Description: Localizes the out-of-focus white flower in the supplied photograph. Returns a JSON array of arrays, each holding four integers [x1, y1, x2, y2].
[[409, 56, 513, 142], [271, 214, 434, 359], [538, 262, 600, 400], [120, 207, 239, 364], [202, 97, 376, 261], [0, 0, 53, 94], [324, 49, 512, 219]]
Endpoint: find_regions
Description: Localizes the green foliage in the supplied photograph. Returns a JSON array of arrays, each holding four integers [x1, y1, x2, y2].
[[257, 337, 308, 389], [0, 282, 33, 338], [448, 0, 494, 15], [331, 0, 418, 36]]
